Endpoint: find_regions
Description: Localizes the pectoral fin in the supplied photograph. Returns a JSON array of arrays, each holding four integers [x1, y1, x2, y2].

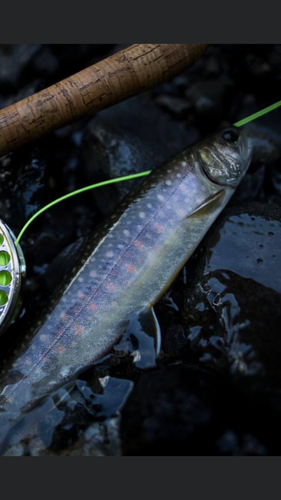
[[139, 306, 161, 356], [125, 306, 161, 369], [187, 190, 226, 218]]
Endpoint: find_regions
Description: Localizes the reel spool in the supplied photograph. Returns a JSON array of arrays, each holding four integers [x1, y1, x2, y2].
[[0, 220, 26, 333]]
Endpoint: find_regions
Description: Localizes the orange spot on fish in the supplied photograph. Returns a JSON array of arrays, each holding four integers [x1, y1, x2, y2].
[[125, 264, 136, 273], [58, 346, 65, 354], [78, 291, 85, 299], [26, 358, 32, 365], [153, 244, 159, 250], [106, 283, 116, 292], [110, 268, 117, 276], [75, 326, 84, 335], [88, 303, 98, 312], [154, 224, 163, 233], [134, 240, 143, 250], [40, 334, 47, 341], [176, 208, 184, 216], [75, 308, 81, 315], [60, 313, 67, 321]]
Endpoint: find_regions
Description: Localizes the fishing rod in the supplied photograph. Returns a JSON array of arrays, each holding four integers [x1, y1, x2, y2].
[[0, 44, 208, 158]]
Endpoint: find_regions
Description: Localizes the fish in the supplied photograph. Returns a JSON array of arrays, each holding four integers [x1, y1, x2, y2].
[[0, 126, 253, 453]]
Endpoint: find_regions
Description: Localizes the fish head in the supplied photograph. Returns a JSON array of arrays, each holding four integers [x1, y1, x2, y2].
[[198, 126, 252, 187]]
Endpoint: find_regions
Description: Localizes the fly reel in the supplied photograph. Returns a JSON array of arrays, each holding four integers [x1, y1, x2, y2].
[[0, 220, 26, 333]]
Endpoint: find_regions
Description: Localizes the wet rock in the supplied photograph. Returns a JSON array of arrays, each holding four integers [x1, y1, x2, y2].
[[0, 44, 41, 91], [231, 124, 281, 205], [82, 122, 153, 217], [121, 364, 228, 455], [50, 44, 114, 71], [155, 94, 192, 118], [82, 93, 199, 217], [38, 401, 93, 451], [20, 128, 97, 274], [214, 388, 281, 456], [155, 272, 191, 360], [1, 80, 44, 109], [160, 324, 188, 359], [76, 376, 133, 420], [121, 363, 275, 456], [263, 159, 281, 207], [121, 361, 281, 455], [0, 147, 46, 231], [23, 236, 88, 312], [216, 430, 267, 456], [28, 45, 60, 80], [181, 202, 281, 389], [37, 375, 132, 453], [232, 164, 266, 204], [186, 78, 233, 131]]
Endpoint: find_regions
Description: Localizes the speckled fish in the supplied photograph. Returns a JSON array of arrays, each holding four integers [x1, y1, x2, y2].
[[0, 126, 253, 453]]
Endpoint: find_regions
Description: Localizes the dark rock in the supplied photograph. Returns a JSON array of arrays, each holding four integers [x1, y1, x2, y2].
[[82, 122, 153, 217], [121, 364, 229, 455], [82, 93, 199, 217], [121, 361, 281, 455], [232, 164, 266, 203], [1, 80, 44, 108], [121, 363, 276, 455], [0, 44, 41, 91], [155, 94, 192, 118], [155, 271, 190, 360], [263, 160, 281, 206], [0, 147, 46, 231], [216, 430, 267, 456], [182, 202, 281, 389], [186, 78, 233, 131], [38, 401, 93, 452], [29, 45, 60, 79], [50, 44, 114, 70]]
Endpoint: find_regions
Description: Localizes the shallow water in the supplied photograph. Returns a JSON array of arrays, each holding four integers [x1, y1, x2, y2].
[[181, 204, 281, 388], [206, 214, 281, 292]]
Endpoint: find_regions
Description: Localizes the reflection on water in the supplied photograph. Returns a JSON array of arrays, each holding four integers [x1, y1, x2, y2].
[[3, 308, 157, 455], [206, 213, 281, 293], [183, 207, 281, 387]]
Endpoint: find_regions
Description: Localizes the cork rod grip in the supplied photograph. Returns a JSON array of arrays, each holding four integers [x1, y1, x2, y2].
[[0, 44, 208, 156]]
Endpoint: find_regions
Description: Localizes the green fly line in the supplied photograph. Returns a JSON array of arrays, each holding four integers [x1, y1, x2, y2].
[[233, 100, 281, 127], [15, 172, 151, 246], [15, 99, 281, 247]]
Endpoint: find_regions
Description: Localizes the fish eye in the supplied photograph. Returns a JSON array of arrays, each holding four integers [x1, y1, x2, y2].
[[221, 128, 239, 143]]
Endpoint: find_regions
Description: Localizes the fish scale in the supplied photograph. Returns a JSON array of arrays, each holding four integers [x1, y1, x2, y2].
[[0, 126, 253, 453]]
